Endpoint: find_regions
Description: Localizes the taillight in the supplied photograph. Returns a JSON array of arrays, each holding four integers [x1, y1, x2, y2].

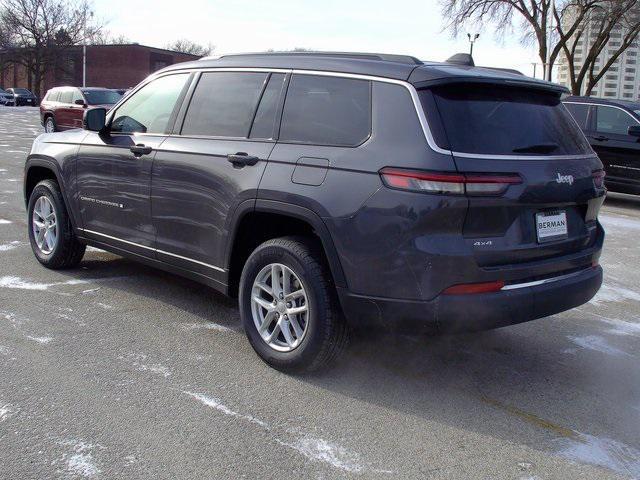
[[379, 168, 521, 196], [592, 169, 605, 188], [442, 280, 505, 295]]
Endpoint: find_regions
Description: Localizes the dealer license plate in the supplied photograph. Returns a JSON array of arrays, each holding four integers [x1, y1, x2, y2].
[[536, 210, 568, 243]]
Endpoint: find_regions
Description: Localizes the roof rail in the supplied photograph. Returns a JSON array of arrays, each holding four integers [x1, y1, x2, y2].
[[211, 51, 423, 65]]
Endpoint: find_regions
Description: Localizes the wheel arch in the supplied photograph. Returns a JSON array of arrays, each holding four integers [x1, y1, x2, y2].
[[225, 199, 347, 298], [24, 157, 77, 230]]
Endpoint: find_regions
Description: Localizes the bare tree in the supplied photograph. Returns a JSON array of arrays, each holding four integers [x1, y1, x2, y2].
[[91, 31, 131, 45], [0, 0, 103, 96], [165, 39, 213, 56], [440, 0, 640, 95]]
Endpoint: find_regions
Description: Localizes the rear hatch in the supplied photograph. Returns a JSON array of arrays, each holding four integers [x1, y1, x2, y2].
[[419, 83, 605, 268]]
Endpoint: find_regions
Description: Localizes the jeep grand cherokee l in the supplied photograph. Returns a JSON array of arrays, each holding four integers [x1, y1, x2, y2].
[[23, 52, 605, 372], [40, 87, 123, 132]]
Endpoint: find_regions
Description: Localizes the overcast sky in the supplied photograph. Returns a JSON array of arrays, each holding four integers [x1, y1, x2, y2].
[[93, 0, 541, 77]]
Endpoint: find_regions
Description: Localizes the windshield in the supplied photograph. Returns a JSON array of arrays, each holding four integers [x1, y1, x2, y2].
[[13, 88, 32, 95], [82, 89, 122, 105], [421, 85, 592, 156]]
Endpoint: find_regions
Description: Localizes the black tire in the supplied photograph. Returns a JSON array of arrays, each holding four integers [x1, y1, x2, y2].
[[27, 179, 85, 269], [44, 115, 57, 133], [239, 236, 348, 373]]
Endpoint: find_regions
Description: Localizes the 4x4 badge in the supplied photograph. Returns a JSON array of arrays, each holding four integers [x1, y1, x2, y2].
[[556, 173, 574, 185]]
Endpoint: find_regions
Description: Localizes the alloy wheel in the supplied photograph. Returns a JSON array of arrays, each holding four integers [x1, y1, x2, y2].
[[251, 263, 309, 352], [32, 196, 58, 254], [45, 118, 55, 133]]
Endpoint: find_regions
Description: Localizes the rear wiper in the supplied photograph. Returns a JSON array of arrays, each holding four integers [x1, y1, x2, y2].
[[512, 143, 559, 154]]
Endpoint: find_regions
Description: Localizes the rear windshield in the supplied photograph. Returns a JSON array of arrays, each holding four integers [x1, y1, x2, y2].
[[421, 85, 592, 156], [82, 89, 122, 105]]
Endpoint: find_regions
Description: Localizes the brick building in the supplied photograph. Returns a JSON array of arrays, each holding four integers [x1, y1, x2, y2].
[[0, 44, 200, 97]]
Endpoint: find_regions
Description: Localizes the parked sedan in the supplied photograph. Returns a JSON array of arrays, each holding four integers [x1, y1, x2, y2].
[[6, 88, 38, 106], [564, 96, 640, 196], [0, 88, 15, 106], [40, 86, 123, 132]]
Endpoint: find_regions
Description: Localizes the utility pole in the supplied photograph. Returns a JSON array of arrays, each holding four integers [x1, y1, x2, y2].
[[545, 0, 556, 81], [467, 33, 479, 56]]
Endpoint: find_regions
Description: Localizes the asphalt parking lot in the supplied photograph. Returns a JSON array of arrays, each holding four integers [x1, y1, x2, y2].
[[0, 106, 639, 480]]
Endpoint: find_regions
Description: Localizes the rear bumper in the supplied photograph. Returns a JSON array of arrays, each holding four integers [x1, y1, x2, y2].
[[338, 265, 603, 334]]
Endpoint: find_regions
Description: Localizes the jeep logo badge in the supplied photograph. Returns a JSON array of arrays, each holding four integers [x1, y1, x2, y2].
[[556, 173, 574, 185]]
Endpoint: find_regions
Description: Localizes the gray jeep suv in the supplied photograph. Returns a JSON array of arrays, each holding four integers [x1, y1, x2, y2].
[[24, 52, 605, 372]]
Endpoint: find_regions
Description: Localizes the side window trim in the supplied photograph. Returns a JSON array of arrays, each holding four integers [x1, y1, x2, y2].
[[246, 73, 273, 138], [248, 71, 291, 141]]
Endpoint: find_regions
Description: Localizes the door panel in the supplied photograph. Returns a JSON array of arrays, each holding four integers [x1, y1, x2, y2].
[[76, 133, 166, 255], [152, 138, 273, 275]]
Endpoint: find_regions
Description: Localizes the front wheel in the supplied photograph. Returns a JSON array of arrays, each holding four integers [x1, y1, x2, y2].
[[27, 179, 85, 269], [239, 236, 348, 373]]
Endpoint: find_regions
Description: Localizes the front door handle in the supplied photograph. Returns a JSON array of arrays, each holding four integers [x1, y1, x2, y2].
[[130, 144, 153, 157], [227, 152, 260, 167]]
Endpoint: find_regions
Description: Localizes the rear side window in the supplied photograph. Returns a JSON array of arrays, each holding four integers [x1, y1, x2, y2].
[[423, 85, 592, 156], [181, 72, 268, 137], [564, 102, 590, 129], [595, 105, 639, 136], [280, 75, 371, 146], [250, 73, 286, 139]]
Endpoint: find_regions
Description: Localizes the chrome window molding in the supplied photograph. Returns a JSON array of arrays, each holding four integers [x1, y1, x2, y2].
[[109, 67, 598, 161], [78, 228, 226, 273]]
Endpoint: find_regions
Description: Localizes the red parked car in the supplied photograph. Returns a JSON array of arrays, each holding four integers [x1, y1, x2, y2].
[[40, 87, 122, 132]]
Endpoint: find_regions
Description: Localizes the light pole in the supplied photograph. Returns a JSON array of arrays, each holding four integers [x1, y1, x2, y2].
[[467, 33, 479, 56], [545, 0, 556, 81], [82, 10, 93, 88]]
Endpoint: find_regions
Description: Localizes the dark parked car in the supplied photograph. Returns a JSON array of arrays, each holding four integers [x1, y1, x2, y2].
[[23, 52, 605, 372], [564, 96, 640, 195], [40, 87, 123, 132], [6, 87, 38, 106], [0, 88, 15, 106]]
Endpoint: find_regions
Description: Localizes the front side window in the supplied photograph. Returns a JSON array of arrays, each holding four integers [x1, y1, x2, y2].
[[72, 89, 84, 104], [111, 74, 189, 134], [595, 105, 639, 136], [423, 85, 592, 156], [279, 75, 371, 146], [181, 72, 268, 137]]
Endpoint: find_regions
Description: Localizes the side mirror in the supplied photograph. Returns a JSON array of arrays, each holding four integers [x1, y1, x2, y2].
[[84, 107, 107, 132], [628, 125, 640, 137], [74, 98, 87, 107]]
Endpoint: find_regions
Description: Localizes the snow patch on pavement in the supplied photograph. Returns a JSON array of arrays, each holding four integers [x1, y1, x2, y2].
[[277, 437, 365, 473], [0, 275, 127, 291], [25, 335, 53, 344], [183, 391, 268, 427], [590, 283, 640, 306], [0, 403, 17, 422], [58, 441, 101, 479], [566, 335, 630, 357], [600, 214, 640, 232], [180, 322, 233, 332], [0, 241, 23, 252], [559, 433, 640, 478], [0, 219, 11, 224], [120, 353, 171, 378]]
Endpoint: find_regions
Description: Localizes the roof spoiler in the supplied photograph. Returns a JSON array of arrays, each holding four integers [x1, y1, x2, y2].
[[446, 53, 474, 67]]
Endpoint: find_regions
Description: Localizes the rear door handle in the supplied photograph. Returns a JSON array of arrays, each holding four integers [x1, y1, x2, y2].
[[130, 144, 153, 157], [590, 135, 609, 142], [227, 152, 260, 167]]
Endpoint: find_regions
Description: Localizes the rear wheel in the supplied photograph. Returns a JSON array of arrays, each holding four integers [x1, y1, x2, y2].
[[44, 116, 57, 133], [239, 236, 348, 373], [28, 179, 85, 269]]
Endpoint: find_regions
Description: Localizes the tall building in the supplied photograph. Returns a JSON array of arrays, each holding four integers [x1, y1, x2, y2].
[[557, 6, 640, 99]]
